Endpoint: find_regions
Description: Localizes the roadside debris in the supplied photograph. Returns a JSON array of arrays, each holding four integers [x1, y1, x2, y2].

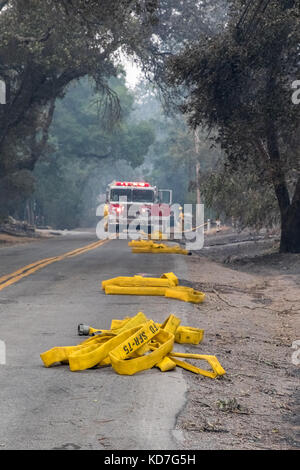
[[216, 398, 250, 415], [40, 313, 226, 378], [0, 216, 36, 238]]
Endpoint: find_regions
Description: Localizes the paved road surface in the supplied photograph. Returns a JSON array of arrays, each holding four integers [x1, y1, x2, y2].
[[0, 232, 193, 450]]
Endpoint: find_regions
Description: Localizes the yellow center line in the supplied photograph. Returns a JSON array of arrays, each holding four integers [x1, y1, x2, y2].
[[0, 239, 109, 291], [0, 257, 58, 285]]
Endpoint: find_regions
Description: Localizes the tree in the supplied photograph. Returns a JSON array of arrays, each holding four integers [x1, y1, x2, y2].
[[167, 0, 300, 252], [0, 0, 233, 221], [0, 0, 159, 218], [130, 82, 219, 206], [149, 117, 221, 206], [32, 76, 155, 228], [200, 158, 280, 229], [135, 0, 228, 107]]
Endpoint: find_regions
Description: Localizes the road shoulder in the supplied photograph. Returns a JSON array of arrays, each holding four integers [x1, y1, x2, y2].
[[174, 248, 300, 449]]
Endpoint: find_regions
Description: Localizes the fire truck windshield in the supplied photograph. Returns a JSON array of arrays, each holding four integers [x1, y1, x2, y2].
[[110, 188, 132, 202], [132, 189, 154, 203], [110, 187, 155, 203]]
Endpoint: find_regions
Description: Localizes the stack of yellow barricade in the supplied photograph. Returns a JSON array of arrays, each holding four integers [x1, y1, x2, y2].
[[102, 272, 205, 304], [40, 313, 225, 378], [128, 239, 190, 255]]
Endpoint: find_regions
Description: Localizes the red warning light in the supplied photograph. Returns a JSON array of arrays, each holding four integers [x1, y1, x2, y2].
[[115, 181, 150, 187]]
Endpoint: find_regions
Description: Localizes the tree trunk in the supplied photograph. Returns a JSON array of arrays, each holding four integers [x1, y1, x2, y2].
[[264, 114, 300, 253], [194, 128, 201, 205], [280, 178, 300, 253]]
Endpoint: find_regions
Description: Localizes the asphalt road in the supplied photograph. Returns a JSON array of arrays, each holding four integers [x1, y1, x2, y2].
[[0, 231, 193, 450]]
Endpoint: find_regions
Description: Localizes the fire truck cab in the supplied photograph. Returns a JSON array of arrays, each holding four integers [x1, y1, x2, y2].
[[105, 181, 172, 233]]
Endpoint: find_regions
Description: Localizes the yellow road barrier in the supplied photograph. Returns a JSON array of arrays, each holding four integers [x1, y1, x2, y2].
[[41, 313, 225, 378], [129, 239, 190, 255], [102, 272, 205, 304], [169, 353, 226, 379], [79, 318, 204, 346]]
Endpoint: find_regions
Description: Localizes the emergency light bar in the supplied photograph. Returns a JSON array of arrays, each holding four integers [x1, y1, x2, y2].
[[115, 181, 151, 187]]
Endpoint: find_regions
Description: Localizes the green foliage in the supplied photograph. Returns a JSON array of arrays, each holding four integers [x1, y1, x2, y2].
[[33, 77, 155, 228], [0, 0, 160, 216], [201, 161, 280, 229], [131, 83, 222, 208], [167, 0, 300, 250], [48, 76, 155, 168], [150, 119, 193, 205], [149, 118, 220, 205], [0, 0, 228, 219]]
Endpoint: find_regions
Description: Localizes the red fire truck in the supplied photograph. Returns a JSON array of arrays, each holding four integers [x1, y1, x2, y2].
[[105, 181, 173, 233]]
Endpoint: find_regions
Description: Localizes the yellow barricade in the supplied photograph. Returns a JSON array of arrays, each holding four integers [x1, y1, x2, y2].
[[110, 325, 175, 376], [102, 272, 205, 304], [104, 285, 167, 296], [129, 240, 189, 255], [102, 275, 174, 290], [174, 326, 204, 345], [169, 352, 226, 379], [165, 286, 206, 304], [80, 315, 204, 347], [40, 314, 225, 379]]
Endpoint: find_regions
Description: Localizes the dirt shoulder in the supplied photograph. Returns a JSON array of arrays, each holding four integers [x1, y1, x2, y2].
[[0, 231, 54, 246], [175, 231, 300, 450], [0, 233, 42, 245]]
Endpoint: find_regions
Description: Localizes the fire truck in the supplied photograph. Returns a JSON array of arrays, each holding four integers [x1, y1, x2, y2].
[[105, 181, 173, 234]]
